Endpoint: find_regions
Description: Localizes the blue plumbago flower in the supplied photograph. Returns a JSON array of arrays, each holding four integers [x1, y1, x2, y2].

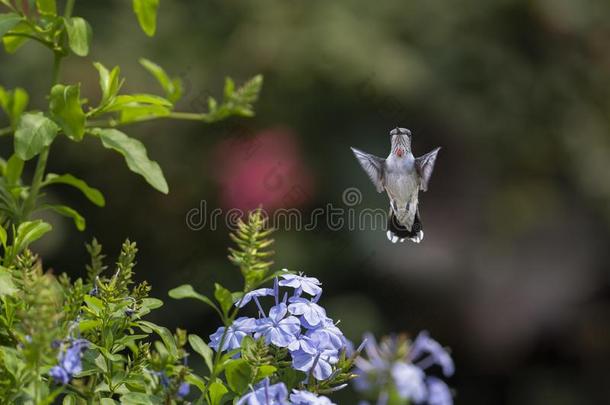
[[49, 366, 70, 385], [291, 330, 339, 380], [177, 382, 190, 399], [391, 363, 427, 402], [236, 288, 275, 308], [409, 331, 455, 377], [290, 389, 336, 405], [156, 371, 171, 388], [305, 319, 345, 350], [210, 317, 257, 352], [288, 297, 327, 328], [254, 303, 300, 347], [426, 377, 453, 405], [50, 339, 90, 385], [236, 378, 290, 405], [353, 333, 454, 405], [279, 271, 322, 296]]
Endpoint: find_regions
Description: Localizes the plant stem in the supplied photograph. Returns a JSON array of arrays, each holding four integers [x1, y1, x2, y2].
[[20, 50, 63, 221], [64, 0, 76, 18], [52, 51, 62, 84], [86, 111, 209, 129], [2, 32, 56, 49], [21, 147, 49, 220]]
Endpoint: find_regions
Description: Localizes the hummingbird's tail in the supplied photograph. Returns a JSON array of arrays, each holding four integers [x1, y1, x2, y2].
[[387, 211, 423, 243]]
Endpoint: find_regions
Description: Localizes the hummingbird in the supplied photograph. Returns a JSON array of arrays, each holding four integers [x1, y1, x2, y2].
[[350, 127, 440, 243]]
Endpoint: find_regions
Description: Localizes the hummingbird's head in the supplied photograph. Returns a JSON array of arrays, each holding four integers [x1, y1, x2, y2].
[[389, 127, 412, 158]]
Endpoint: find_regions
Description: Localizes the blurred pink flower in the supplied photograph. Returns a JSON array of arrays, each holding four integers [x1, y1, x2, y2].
[[212, 128, 315, 212]]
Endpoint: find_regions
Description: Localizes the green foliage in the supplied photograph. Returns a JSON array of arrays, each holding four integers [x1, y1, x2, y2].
[[0, 0, 262, 232], [0, 1, 275, 403], [42, 173, 105, 207], [0, 240, 194, 403], [49, 84, 86, 141], [0, 86, 28, 128], [14, 113, 58, 161], [228, 209, 275, 291], [169, 284, 223, 320], [91, 127, 169, 194], [35, 0, 57, 15], [63, 16, 91, 57], [0, 13, 20, 39], [139, 58, 183, 104], [204, 75, 264, 123], [133, 0, 160, 37]]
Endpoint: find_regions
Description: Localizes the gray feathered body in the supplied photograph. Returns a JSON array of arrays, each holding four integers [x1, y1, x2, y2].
[[350, 127, 440, 244], [384, 152, 419, 230]]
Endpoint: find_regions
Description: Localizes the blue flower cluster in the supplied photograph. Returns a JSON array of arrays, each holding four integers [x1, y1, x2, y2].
[[354, 332, 454, 405], [209, 271, 349, 390], [236, 378, 335, 405], [49, 338, 90, 385]]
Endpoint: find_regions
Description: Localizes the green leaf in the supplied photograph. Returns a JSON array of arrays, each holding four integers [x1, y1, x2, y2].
[[0, 13, 21, 39], [208, 380, 228, 405], [223, 78, 235, 100], [118, 104, 170, 124], [139, 58, 182, 103], [13, 220, 52, 251], [141, 297, 163, 310], [132, 0, 159, 37], [2, 21, 32, 53], [78, 319, 101, 332], [43, 173, 105, 207], [138, 321, 178, 357], [119, 392, 155, 405], [203, 75, 264, 123], [0, 86, 29, 127], [225, 359, 253, 395], [93, 62, 122, 110], [91, 128, 168, 193], [62, 395, 76, 405], [188, 334, 214, 373], [214, 283, 233, 318], [0, 266, 17, 296], [256, 364, 277, 381], [14, 113, 59, 160], [83, 295, 103, 315], [0, 225, 6, 248], [49, 84, 86, 141], [43, 204, 86, 231], [168, 284, 222, 318], [4, 154, 24, 187], [185, 373, 206, 392], [36, 0, 56, 15], [64, 17, 92, 57]]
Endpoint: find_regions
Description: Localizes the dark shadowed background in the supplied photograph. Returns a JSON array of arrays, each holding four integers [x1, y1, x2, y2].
[[2, 0, 610, 403]]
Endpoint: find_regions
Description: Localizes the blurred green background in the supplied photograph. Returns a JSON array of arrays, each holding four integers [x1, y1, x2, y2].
[[2, 0, 610, 403]]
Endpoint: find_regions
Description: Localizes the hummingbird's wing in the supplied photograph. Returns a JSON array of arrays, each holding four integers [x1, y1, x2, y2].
[[350, 147, 385, 193], [415, 147, 441, 192]]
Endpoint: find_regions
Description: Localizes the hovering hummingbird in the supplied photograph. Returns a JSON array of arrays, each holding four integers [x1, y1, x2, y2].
[[350, 127, 440, 243]]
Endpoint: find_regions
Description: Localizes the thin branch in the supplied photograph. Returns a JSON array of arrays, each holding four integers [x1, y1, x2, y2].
[[2, 32, 55, 49], [85, 111, 210, 129]]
